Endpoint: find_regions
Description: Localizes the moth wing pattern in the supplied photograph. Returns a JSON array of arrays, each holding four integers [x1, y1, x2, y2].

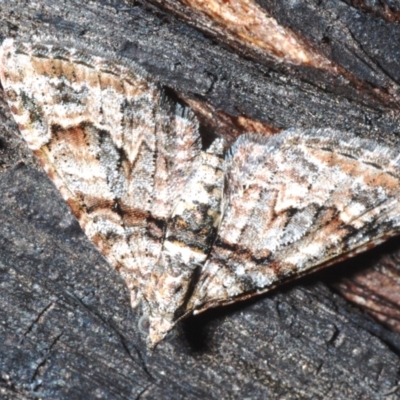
[[3, 38, 400, 348], [187, 129, 400, 313], [0, 39, 202, 307]]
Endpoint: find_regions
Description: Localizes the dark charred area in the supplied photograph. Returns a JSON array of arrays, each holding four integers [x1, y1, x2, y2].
[[1, 1, 400, 399]]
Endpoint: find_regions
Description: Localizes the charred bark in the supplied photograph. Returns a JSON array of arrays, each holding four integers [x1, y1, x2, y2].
[[0, 1, 400, 398]]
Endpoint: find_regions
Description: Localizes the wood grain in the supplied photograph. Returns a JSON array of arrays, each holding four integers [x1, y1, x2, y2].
[[1, 1, 400, 398]]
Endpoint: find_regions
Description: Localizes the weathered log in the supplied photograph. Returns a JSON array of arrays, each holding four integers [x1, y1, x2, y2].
[[0, 1, 400, 398]]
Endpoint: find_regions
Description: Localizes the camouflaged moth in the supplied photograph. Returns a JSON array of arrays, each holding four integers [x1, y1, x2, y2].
[[2, 38, 400, 347]]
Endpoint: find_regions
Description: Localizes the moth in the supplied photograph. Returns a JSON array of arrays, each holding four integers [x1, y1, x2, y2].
[[1, 38, 400, 347]]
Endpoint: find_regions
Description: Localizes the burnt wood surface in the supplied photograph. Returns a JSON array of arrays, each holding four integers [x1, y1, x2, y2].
[[1, 1, 400, 398]]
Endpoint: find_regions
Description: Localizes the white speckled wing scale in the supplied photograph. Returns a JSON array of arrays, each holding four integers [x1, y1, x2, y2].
[[187, 131, 400, 312], [0, 38, 202, 312], [2, 39, 400, 348]]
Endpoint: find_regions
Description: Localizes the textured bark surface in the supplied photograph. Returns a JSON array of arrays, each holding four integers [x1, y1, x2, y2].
[[1, 1, 400, 398], [334, 240, 400, 334]]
